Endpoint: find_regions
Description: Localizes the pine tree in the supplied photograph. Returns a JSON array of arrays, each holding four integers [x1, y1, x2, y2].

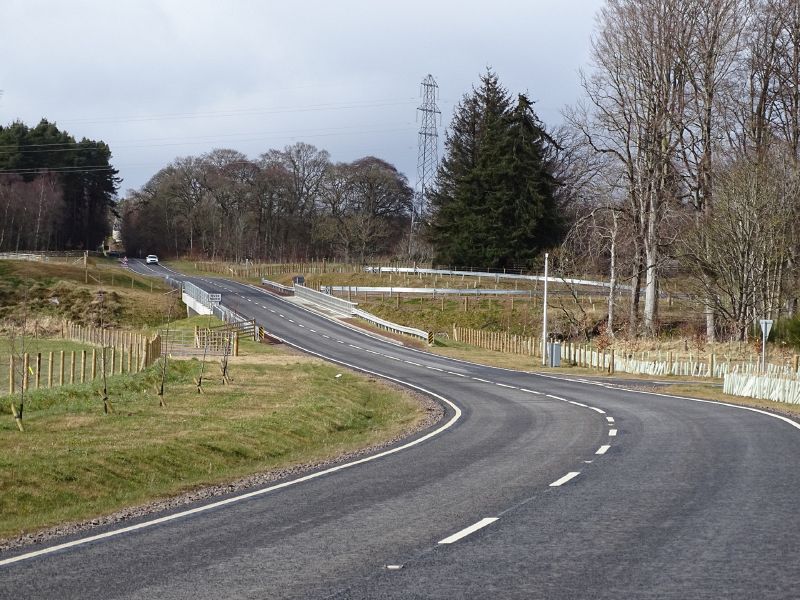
[[428, 72, 563, 269]]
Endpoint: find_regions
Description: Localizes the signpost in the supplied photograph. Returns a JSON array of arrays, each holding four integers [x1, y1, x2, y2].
[[760, 319, 773, 374]]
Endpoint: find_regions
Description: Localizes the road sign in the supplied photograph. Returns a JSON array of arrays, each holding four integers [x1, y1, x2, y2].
[[760, 319, 773, 339]]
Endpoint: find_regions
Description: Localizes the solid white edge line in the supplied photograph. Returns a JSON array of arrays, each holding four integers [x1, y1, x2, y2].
[[596, 445, 610, 455], [549, 472, 580, 487], [568, 401, 588, 408], [0, 337, 463, 568], [438, 518, 498, 545], [588, 407, 606, 414]]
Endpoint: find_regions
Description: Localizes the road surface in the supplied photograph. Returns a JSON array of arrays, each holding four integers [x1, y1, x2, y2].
[[1, 260, 798, 599]]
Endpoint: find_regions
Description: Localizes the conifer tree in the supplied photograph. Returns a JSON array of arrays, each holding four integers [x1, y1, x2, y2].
[[428, 72, 563, 269]]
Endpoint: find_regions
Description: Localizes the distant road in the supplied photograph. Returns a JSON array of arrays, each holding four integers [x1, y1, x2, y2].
[[2, 259, 798, 599]]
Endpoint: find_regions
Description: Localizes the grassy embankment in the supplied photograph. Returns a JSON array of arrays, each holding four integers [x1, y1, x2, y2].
[[0, 262, 427, 542]]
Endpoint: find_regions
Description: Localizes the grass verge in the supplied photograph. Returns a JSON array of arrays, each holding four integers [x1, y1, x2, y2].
[[0, 331, 427, 542]]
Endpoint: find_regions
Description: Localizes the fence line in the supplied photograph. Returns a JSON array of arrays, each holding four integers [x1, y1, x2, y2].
[[7, 330, 161, 396]]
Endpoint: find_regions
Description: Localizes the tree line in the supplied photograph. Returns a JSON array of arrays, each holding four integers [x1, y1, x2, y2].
[[121, 144, 413, 262], [562, 0, 800, 340], [0, 120, 118, 251]]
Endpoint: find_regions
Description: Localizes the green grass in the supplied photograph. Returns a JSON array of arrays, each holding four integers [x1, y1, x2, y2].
[[0, 344, 424, 540], [0, 337, 99, 385]]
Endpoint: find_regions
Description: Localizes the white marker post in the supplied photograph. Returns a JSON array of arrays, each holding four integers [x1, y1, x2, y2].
[[760, 319, 773, 374], [542, 252, 549, 366]]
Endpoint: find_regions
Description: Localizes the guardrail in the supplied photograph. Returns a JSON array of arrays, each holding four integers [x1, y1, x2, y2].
[[323, 285, 534, 297], [184, 281, 221, 308], [294, 284, 357, 315], [352, 308, 430, 342], [261, 278, 294, 295], [367, 266, 634, 293]]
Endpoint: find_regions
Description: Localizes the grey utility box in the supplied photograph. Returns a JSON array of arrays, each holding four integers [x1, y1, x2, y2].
[[546, 342, 562, 367]]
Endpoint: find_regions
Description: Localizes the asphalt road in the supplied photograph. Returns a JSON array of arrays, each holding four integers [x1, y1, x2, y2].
[[2, 260, 799, 599]]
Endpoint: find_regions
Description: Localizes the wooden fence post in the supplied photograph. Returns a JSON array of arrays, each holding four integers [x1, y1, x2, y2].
[[35, 353, 42, 389], [81, 350, 86, 383], [47, 351, 53, 388], [70, 351, 75, 384], [23, 353, 29, 391], [59, 351, 64, 386], [9, 356, 14, 395]]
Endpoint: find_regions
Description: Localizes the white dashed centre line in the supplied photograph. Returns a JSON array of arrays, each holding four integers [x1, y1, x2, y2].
[[606, 417, 615, 423], [438, 518, 499, 545], [596, 445, 611, 455], [549, 472, 580, 487], [609, 429, 618, 437], [405, 361, 421, 366], [427, 367, 444, 372]]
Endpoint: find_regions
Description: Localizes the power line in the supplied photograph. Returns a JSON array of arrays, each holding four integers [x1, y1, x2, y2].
[[0, 124, 415, 154]]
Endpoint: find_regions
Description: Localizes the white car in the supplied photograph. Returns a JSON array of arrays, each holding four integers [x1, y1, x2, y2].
[[145, 255, 159, 264]]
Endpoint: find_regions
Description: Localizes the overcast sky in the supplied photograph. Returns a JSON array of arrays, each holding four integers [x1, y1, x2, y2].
[[1, 0, 605, 194]]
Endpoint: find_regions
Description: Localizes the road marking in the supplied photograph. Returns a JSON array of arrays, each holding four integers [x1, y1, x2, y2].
[[520, 388, 541, 394], [495, 383, 515, 389], [297, 324, 305, 328], [596, 445, 610, 455], [0, 337, 464, 568], [279, 314, 285, 318], [322, 335, 330, 339], [427, 367, 444, 372], [386, 565, 403, 570], [472, 378, 490, 383], [309, 329, 316, 333], [546, 394, 566, 401], [549, 472, 580, 487], [609, 429, 617, 437], [438, 518, 498, 545], [448, 372, 467, 377], [588, 406, 606, 414], [568, 401, 588, 407], [269, 309, 275, 313], [288, 319, 294, 323], [606, 417, 615, 423], [404, 361, 421, 366], [337, 340, 345, 344]]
